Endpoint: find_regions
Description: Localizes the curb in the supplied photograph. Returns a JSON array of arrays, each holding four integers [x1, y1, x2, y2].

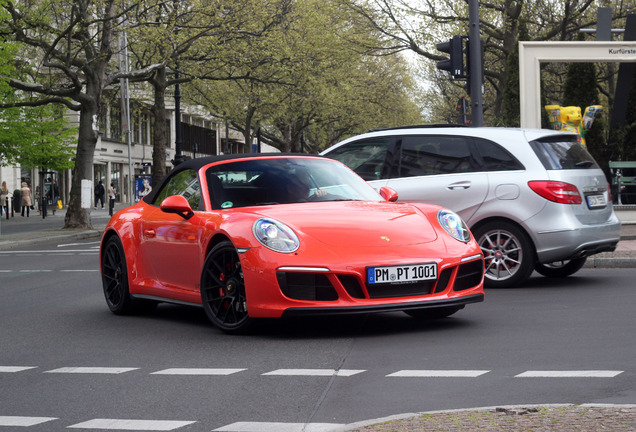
[[584, 256, 636, 268], [0, 229, 102, 249]]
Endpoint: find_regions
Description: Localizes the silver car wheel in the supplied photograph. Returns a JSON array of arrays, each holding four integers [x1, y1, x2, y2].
[[474, 221, 535, 288], [480, 230, 521, 280]]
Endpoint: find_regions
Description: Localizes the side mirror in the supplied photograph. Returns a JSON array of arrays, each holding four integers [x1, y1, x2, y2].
[[160, 195, 195, 220], [379, 186, 399, 202]]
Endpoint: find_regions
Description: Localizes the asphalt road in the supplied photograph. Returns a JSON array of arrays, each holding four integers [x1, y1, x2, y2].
[[1, 239, 636, 431]]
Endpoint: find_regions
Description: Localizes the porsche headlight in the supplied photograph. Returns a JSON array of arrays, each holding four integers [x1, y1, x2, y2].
[[253, 218, 300, 253], [437, 209, 471, 243]]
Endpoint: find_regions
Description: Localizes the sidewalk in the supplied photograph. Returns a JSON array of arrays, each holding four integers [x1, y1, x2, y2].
[[341, 404, 636, 431], [0, 205, 113, 249]]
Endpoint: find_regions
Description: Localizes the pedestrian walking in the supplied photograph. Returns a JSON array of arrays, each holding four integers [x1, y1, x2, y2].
[[49, 179, 60, 215], [108, 182, 116, 216], [94, 180, 105, 209], [20, 182, 32, 217], [0, 181, 8, 217]]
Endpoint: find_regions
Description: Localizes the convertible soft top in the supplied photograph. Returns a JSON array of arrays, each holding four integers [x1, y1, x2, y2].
[[144, 153, 324, 204]]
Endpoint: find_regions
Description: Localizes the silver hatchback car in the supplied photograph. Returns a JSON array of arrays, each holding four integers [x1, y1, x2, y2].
[[321, 126, 621, 288]]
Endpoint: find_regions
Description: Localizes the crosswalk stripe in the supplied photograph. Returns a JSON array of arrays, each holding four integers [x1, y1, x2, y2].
[[0, 366, 37, 373], [0, 416, 57, 426], [67, 419, 196, 430], [515, 370, 624, 378], [387, 370, 490, 377], [213, 422, 345, 432], [4, 365, 629, 378], [45, 367, 139, 374], [151, 368, 246, 375], [262, 369, 365, 377]]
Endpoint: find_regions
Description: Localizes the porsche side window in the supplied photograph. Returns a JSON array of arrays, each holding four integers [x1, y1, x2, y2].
[[325, 138, 390, 180], [153, 169, 202, 210], [398, 136, 477, 177]]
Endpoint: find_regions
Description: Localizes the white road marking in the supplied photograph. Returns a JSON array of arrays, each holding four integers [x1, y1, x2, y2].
[[0, 416, 57, 426], [60, 269, 99, 272], [387, 370, 490, 377], [0, 250, 94, 254], [0, 366, 37, 372], [151, 368, 246, 375], [262, 369, 365, 377], [67, 419, 196, 430], [45, 367, 138, 374], [515, 370, 624, 378], [58, 241, 101, 247], [213, 422, 345, 432], [0, 269, 97, 273]]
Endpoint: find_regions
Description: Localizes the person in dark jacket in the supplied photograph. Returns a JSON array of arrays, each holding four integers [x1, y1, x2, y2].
[[94, 180, 105, 209]]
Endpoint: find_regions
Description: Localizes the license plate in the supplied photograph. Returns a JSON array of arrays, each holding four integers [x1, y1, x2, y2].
[[367, 263, 437, 284], [586, 194, 606, 209]]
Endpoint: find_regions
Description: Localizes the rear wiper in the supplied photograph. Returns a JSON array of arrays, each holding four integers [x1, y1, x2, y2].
[[575, 161, 595, 168]]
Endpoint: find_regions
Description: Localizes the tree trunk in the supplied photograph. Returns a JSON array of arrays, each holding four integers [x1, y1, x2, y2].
[[64, 101, 98, 229], [151, 68, 168, 187]]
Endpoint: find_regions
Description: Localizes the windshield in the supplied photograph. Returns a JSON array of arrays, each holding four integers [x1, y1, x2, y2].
[[205, 157, 382, 209], [530, 137, 599, 170]]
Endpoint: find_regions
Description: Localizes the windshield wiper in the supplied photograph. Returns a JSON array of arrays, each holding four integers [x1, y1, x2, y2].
[[575, 161, 595, 168]]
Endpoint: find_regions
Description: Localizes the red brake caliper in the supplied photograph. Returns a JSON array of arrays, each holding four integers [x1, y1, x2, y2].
[[219, 273, 226, 297]]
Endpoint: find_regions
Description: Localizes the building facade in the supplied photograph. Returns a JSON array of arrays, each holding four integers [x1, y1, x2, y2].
[[0, 93, 268, 212]]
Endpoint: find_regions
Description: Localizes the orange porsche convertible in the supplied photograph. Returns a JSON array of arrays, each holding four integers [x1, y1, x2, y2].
[[100, 154, 484, 333]]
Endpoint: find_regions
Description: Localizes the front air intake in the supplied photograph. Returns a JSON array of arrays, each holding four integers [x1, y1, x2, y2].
[[276, 272, 339, 301]]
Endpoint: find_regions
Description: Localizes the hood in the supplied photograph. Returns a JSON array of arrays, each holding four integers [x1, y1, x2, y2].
[[253, 201, 438, 248]]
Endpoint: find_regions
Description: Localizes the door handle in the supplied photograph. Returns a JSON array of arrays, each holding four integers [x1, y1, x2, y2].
[[144, 229, 156, 238], [447, 181, 471, 190]]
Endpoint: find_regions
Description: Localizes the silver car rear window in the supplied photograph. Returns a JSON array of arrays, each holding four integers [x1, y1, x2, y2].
[[529, 138, 599, 170]]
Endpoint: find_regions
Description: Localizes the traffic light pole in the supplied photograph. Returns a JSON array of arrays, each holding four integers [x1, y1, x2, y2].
[[468, 0, 483, 127]]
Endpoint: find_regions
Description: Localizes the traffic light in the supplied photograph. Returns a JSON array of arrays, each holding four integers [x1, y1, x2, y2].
[[457, 97, 469, 125], [436, 35, 464, 78]]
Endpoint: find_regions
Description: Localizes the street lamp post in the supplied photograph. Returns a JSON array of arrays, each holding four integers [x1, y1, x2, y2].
[[172, 70, 185, 166]]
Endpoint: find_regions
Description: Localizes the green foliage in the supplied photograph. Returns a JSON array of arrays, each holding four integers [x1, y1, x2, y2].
[[561, 56, 610, 178], [562, 63, 599, 109], [185, 0, 422, 152], [0, 102, 77, 170], [340, 0, 636, 127], [500, 20, 528, 127], [0, 22, 76, 170], [609, 71, 636, 166], [499, 41, 520, 127]]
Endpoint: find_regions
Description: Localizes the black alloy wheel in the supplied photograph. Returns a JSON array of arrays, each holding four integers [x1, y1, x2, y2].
[[101, 236, 157, 315], [200, 241, 252, 334], [101, 236, 134, 314]]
